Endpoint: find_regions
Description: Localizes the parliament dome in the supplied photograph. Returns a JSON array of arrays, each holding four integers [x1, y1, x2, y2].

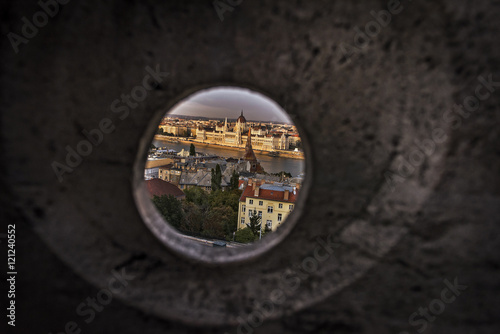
[[237, 111, 246, 123]]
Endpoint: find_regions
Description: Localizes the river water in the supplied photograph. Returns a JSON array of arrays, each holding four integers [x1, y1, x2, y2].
[[152, 139, 305, 177]]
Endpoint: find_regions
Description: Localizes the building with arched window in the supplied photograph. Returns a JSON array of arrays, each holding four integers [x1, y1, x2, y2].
[[237, 179, 299, 232], [194, 111, 290, 151]]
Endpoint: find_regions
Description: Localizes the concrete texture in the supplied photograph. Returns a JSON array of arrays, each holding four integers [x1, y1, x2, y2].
[[1, 0, 499, 333]]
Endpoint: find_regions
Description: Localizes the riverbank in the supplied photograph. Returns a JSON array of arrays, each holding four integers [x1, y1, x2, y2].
[[152, 137, 305, 176], [154, 135, 305, 160]]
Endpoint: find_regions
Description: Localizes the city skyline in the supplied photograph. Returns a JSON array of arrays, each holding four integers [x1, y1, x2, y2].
[[167, 87, 292, 123]]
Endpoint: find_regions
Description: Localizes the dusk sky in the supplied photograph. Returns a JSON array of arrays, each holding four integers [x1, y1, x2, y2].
[[167, 87, 292, 123]]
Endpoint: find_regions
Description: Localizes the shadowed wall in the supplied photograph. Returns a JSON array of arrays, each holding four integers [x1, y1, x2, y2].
[[1, 0, 499, 333]]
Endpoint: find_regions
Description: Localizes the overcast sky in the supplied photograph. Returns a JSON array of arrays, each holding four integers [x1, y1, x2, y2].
[[167, 87, 292, 123]]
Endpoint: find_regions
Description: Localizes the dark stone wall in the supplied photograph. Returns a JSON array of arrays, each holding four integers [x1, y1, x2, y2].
[[1, 0, 499, 333]]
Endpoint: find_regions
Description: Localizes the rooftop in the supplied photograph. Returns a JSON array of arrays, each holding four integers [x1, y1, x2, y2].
[[239, 183, 298, 203], [146, 179, 185, 199]]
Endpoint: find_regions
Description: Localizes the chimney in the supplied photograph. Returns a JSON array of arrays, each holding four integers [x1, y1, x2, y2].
[[284, 190, 289, 201], [254, 186, 260, 197]]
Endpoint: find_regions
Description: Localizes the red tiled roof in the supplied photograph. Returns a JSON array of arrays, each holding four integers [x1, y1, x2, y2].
[[239, 185, 298, 203], [146, 179, 185, 199]]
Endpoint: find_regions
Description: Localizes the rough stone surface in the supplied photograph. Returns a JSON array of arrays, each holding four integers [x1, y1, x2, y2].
[[1, 0, 500, 333]]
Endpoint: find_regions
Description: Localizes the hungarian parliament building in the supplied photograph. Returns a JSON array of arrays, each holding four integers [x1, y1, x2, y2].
[[193, 112, 291, 151]]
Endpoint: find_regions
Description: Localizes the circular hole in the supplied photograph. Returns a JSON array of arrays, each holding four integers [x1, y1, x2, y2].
[[133, 86, 310, 264]]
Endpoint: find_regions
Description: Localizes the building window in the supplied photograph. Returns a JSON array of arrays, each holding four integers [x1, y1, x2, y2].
[[279, 203, 283, 209], [249, 199, 253, 205], [242, 205, 246, 213], [259, 201, 263, 206], [278, 213, 282, 222], [289, 205, 294, 210], [266, 220, 272, 229], [267, 206, 273, 213], [241, 217, 245, 225], [258, 211, 262, 217], [249, 211, 253, 217]]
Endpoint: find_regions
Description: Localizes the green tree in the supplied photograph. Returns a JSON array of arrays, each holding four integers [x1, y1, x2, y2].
[[189, 143, 196, 156], [229, 170, 239, 191], [180, 201, 204, 234], [184, 187, 210, 210], [203, 206, 233, 239], [151, 195, 184, 229], [234, 227, 257, 243], [209, 190, 240, 212], [246, 209, 262, 238], [223, 209, 238, 240], [211, 164, 222, 192], [208, 190, 240, 239]]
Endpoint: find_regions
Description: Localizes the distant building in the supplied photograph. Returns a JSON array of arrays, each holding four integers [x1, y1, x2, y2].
[[158, 164, 182, 185], [242, 130, 263, 173], [145, 178, 186, 200], [237, 179, 299, 232], [194, 111, 290, 151], [155, 155, 249, 192], [144, 167, 159, 180], [177, 149, 191, 157], [144, 158, 175, 180], [159, 124, 194, 137], [178, 169, 229, 192]]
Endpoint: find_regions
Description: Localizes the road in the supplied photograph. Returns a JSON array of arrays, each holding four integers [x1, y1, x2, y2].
[[181, 235, 247, 248]]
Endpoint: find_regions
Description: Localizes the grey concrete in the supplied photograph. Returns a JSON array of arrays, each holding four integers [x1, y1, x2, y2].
[[1, 0, 499, 333]]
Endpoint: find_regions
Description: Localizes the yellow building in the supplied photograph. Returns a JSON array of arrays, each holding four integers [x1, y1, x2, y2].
[[237, 180, 298, 232], [158, 164, 182, 185]]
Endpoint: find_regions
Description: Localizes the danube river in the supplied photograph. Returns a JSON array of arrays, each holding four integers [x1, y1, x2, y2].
[[152, 139, 305, 177]]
